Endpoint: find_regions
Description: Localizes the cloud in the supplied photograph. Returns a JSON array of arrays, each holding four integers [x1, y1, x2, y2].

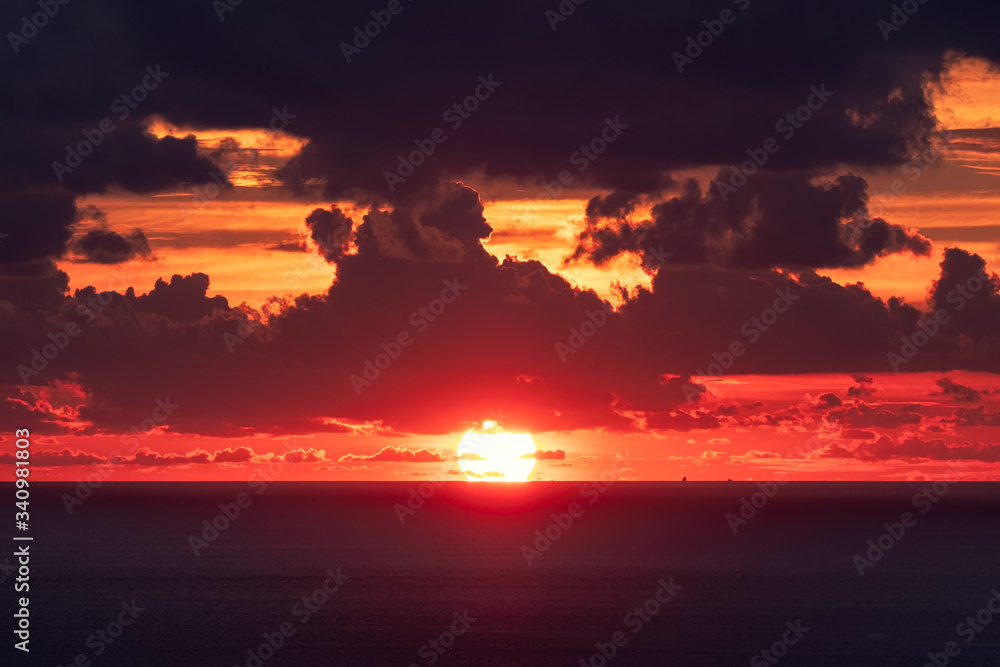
[[933, 377, 984, 403], [840, 429, 877, 440], [210, 447, 256, 464], [0, 448, 103, 467], [847, 374, 876, 399], [305, 206, 354, 263], [726, 449, 784, 465], [947, 405, 1000, 428], [127, 273, 230, 323], [814, 392, 843, 409], [818, 434, 1000, 462], [1, 183, 999, 439], [824, 400, 923, 429], [928, 248, 1000, 340], [0, 443, 331, 468], [338, 446, 445, 462], [275, 448, 327, 463], [521, 449, 566, 460], [70, 227, 154, 264], [126, 447, 212, 467], [568, 175, 931, 271]]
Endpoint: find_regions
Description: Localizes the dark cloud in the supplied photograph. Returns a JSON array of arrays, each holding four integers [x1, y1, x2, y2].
[[820, 434, 1000, 463], [70, 228, 154, 264], [1, 1, 996, 208], [127, 273, 230, 323], [0, 448, 103, 467], [947, 405, 1000, 428], [2, 182, 998, 438], [824, 400, 923, 430], [305, 206, 354, 263], [14, 0, 1000, 451], [814, 393, 843, 409], [0, 258, 70, 311], [847, 374, 876, 399], [568, 174, 931, 271], [0, 192, 77, 264], [928, 248, 1000, 340], [933, 377, 984, 403]]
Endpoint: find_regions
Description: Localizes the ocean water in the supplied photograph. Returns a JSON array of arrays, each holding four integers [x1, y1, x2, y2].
[[6, 482, 1000, 666]]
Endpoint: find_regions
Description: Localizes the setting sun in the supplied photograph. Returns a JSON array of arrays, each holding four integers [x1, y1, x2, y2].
[[456, 421, 537, 481]]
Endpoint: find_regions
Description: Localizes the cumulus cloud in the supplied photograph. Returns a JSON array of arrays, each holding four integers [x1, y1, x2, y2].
[[568, 175, 931, 271], [338, 446, 445, 463], [933, 377, 984, 403], [70, 228, 154, 264], [0, 448, 103, 467], [818, 434, 1000, 462]]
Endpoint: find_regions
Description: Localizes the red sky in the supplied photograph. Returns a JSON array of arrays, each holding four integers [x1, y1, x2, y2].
[[3, 47, 1000, 482]]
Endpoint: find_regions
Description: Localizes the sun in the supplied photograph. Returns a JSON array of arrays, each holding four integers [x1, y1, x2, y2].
[[457, 420, 537, 482]]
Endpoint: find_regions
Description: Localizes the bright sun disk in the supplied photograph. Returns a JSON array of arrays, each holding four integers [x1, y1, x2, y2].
[[457, 421, 537, 482]]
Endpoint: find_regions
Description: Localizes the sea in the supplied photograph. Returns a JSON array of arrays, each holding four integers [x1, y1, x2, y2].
[[5, 482, 1000, 666]]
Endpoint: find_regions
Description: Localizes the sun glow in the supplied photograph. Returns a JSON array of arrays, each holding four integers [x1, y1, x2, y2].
[[457, 421, 537, 482]]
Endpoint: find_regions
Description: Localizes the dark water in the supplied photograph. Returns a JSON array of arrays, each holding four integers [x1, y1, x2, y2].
[[4, 482, 1000, 666]]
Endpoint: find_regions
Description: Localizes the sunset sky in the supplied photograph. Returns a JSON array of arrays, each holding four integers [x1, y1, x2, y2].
[[2, 1, 999, 482]]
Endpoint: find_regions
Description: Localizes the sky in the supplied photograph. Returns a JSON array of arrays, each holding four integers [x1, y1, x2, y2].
[[1, 0, 999, 482]]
